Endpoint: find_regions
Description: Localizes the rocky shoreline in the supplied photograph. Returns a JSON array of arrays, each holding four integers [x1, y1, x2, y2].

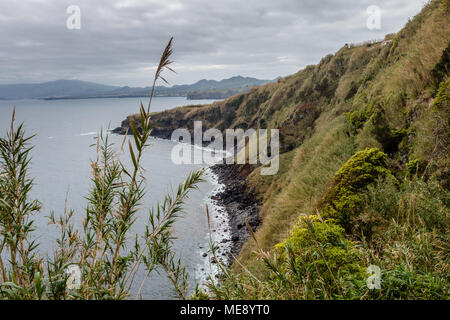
[[209, 163, 261, 264], [112, 121, 261, 266]]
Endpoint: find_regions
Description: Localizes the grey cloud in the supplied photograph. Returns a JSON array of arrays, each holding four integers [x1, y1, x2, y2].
[[0, 0, 426, 86]]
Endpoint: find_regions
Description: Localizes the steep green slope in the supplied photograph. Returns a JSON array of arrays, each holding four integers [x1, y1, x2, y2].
[[214, 0, 448, 299], [122, 0, 449, 299]]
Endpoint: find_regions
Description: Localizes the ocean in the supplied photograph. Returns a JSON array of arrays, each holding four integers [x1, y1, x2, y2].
[[0, 97, 231, 299]]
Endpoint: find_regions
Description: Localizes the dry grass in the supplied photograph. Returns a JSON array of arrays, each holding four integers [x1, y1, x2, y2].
[[236, 115, 356, 270]]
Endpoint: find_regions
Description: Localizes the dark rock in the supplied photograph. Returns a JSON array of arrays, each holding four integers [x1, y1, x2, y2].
[[110, 123, 263, 269], [210, 163, 261, 266]]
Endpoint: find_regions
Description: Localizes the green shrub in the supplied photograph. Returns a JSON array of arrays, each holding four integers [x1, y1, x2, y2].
[[316, 148, 390, 229], [433, 79, 450, 109], [365, 110, 407, 155], [277, 216, 365, 279], [347, 102, 377, 131], [406, 158, 426, 176], [208, 215, 366, 300]]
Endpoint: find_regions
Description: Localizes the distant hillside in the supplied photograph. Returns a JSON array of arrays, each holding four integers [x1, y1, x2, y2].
[[185, 76, 271, 99], [105, 76, 271, 100], [0, 76, 271, 100], [0, 80, 118, 100]]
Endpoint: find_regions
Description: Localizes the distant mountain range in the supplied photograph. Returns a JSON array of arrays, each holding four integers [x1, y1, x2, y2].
[[0, 76, 273, 100]]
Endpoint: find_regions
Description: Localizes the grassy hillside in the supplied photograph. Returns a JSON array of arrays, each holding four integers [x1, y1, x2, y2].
[[124, 0, 449, 299]]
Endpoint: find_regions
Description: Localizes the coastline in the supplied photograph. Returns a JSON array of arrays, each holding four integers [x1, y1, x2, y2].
[[208, 163, 261, 264], [194, 163, 261, 286], [112, 124, 261, 270]]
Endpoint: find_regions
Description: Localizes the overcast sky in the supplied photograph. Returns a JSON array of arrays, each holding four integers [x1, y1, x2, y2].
[[0, 0, 427, 86]]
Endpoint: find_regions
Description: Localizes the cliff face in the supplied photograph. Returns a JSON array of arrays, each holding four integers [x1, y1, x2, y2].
[[112, 104, 212, 142], [117, 33, 428, 154], [116, 1, 449, 292], [115, 1, 450, 186], [118, 1, 449, 166]]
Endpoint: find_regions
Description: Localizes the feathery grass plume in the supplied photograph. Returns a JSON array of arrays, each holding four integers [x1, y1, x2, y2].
[[148, 36, 175, 113], [0, 37, 206, 300]]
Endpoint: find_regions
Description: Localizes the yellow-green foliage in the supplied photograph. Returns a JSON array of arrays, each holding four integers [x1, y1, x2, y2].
[[441, 0, 449, 13], [405, 158, 426, 176], [433, 78, 450, 109], [276, 215, 365, 283], [316, 148, 390, 228], [211, 215, 367, 299], [347, 102, 377, 130]]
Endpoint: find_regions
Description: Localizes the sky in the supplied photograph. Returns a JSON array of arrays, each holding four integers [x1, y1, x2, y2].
[[0, 0, 428, 86]]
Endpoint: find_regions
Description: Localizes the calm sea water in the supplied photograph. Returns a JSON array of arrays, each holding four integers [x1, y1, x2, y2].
[[0, 97, 228, 299]]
